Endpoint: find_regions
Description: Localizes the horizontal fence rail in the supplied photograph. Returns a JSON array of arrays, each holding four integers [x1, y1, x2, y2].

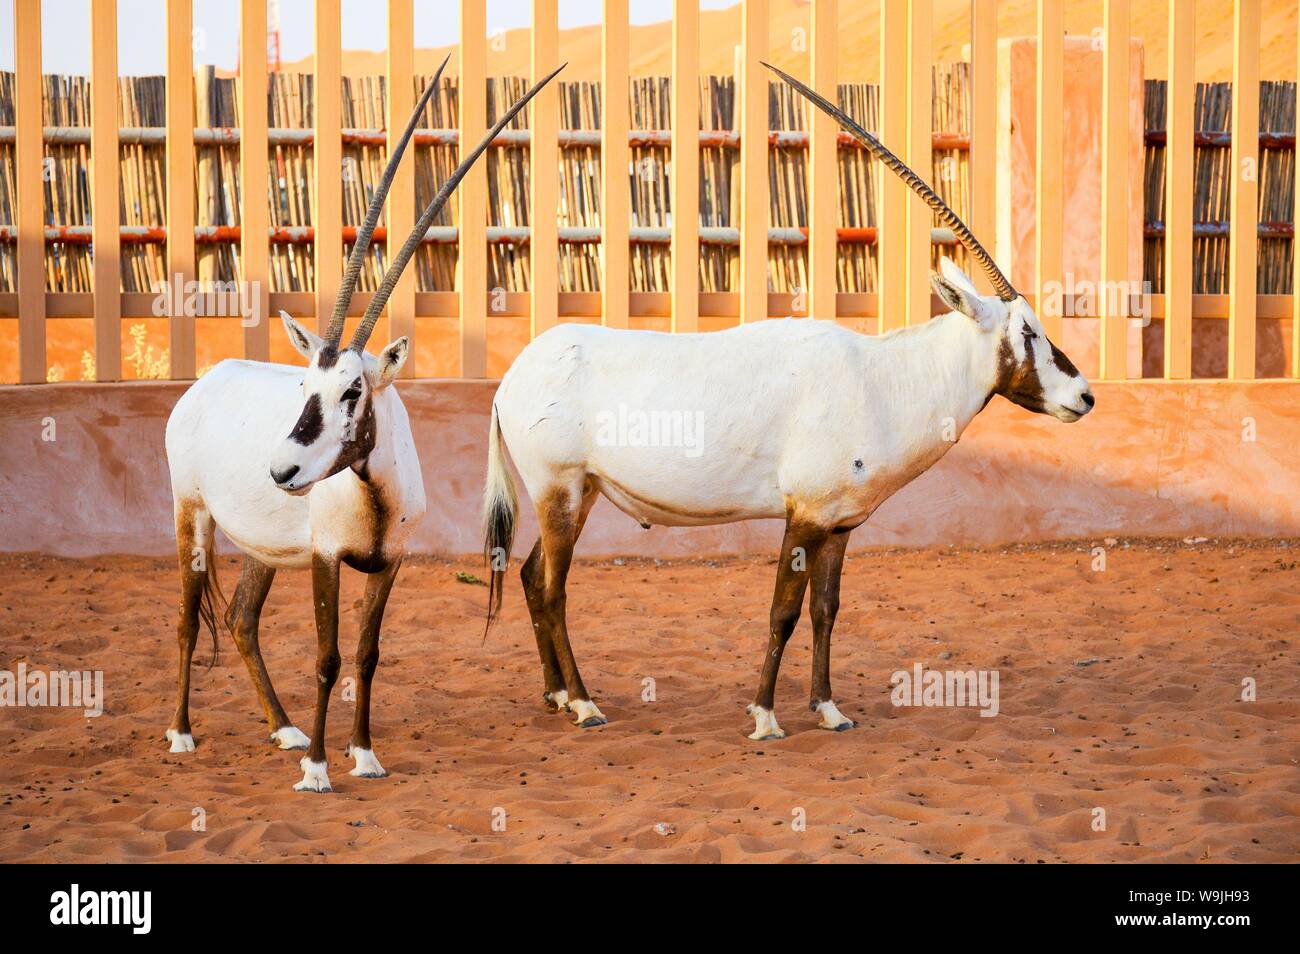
[[2, 0, 1298, 385], [0, 225, 961, 247]]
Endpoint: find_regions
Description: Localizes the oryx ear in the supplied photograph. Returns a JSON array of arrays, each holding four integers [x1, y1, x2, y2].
[[938, 255, 979, 295], [931, 273, 1001, 331], [368, 336, 409, 390], [281, 311, 324, 360]]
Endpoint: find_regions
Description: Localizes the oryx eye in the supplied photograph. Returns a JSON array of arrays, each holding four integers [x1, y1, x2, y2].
[[341, 378, 362, 403]]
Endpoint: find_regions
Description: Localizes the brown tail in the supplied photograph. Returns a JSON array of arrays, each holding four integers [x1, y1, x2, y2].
[[196, 553, 228, 670]]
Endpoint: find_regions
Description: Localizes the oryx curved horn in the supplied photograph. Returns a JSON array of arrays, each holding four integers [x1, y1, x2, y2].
[[322, 54, 451, 346], [349, 63, 568, 352], [763, 61, 1018, 302]]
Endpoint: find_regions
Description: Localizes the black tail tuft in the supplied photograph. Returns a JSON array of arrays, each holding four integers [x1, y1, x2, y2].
[[483, 497, 514, 641]]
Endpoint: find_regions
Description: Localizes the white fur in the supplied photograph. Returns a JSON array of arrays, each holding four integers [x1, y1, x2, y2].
[[166, 330, 426, 570], [165, 729, 195, 753], [270, 726, 310, 750], [294, 758, 332, 793], [347, 745, 387, 778], [747, 705, 785, 741], [569, 698, 607, 726], [492, 260, 1090, 536], [545, 689, 570, 710], [815, 700, 854, 731]]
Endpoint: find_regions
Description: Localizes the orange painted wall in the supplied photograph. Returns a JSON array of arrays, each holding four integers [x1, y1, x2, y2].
[[2, 378, 1297, 559]]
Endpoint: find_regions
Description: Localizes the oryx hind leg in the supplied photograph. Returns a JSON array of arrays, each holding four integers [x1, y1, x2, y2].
[[520, 538, 568, 711], [810, 530, 855, 731], [532, 478, 605, 728], [225, 556, 308, 750], [167, 498, 214, 754], [747, 517, 830, 741]]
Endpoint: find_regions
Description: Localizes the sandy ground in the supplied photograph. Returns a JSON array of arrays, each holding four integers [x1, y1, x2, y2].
[[0, 540, 1297, 863]]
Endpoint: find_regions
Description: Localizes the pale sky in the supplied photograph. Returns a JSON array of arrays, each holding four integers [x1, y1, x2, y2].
[[0, 0, 742, 75]]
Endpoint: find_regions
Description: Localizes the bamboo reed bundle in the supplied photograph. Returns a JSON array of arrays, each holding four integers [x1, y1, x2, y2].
[[1143, 78, 1296, 295]]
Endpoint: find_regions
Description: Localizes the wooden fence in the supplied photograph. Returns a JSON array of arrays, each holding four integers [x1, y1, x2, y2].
[[1, 0, 1298, 384]]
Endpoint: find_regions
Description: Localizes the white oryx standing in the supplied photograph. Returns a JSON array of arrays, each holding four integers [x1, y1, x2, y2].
[[482, 64, 1094, 741], [164, 61, 564, 791]]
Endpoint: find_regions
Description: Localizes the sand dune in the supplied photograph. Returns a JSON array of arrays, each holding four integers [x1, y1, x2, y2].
[[0, 540, 1296, 863]]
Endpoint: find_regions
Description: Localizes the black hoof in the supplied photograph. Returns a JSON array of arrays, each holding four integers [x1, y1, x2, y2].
[[578, 716, 608, 728], [833, 720, 856, 732]]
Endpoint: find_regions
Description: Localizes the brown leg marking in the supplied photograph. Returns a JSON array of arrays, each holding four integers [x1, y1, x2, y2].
[[225, 556, 297, 741], [168, 503, 206, 744], [349, 557, 401, 764], [537, 480, 604, 726], [520, 538, 566, 709], [748, 518, 830, 738], [303, 555, 341, 779], [810, 530, 854, 730]]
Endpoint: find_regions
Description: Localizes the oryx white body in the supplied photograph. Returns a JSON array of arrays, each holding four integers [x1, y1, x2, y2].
[[167, 357, 425, 569], [484, 259, 1092, 739], [497, 313, 998, 533]]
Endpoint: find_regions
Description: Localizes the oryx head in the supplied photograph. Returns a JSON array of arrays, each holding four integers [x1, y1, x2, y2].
[[269, 57, 567, 494], [765, 62, 1093, 423], [930, 257, 1093, 422], [269, 316, 409, 494]]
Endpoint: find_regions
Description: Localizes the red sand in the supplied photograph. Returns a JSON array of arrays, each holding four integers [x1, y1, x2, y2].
[[0, 541, 1297, 863]]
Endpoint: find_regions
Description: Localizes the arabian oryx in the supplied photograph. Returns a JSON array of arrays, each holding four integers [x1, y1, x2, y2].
[[164, 60, 565, 791], [481, 63, 1093, 741]]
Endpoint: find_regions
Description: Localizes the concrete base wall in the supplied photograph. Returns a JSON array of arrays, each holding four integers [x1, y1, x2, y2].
[[2, 379, 1298, 558]]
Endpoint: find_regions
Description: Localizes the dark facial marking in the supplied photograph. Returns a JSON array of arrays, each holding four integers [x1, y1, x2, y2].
[[992, 329, 1048, 414], [289, 394, 324, 445], [315, 346, 342, 370], [1049, 340, 1080, 377]]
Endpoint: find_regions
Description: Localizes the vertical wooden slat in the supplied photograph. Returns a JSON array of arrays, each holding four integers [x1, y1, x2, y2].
[[671, 0, 699, 333], [459, 0, 488, 375], [808, 0, 837, 320], [1035, 0, 1062, 340], [968, 0, 997, 297], [1228, 0, 1259, 380], [531, 0, 559, 338], [314, 0, 341, 338], [90, 0, 121, 380], [387, 0, 414, 367], [240, 0, 270, 361], [1295, 7, 1300, 378], [739, 0, 768, 323], [165, 0, 195, 378], [1099, 0, 1129, 380], [878, 0, 907, 333], [601, 0, 630, 329], [1164, 0, 1194, 379], [905, 0, 930, 326], [14, 0, 44, 383]]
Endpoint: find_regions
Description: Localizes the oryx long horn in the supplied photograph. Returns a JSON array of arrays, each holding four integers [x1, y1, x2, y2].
[[321, 54, 451, 346], [763, 61, 1018, 302], [349, 63, 568, 352]]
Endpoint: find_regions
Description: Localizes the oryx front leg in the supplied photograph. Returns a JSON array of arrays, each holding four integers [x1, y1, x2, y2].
[[295, 556, 340, 794], [347, 558, 400, 778], [748, 518, 828, 741], [810, 530, 855, 731]]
